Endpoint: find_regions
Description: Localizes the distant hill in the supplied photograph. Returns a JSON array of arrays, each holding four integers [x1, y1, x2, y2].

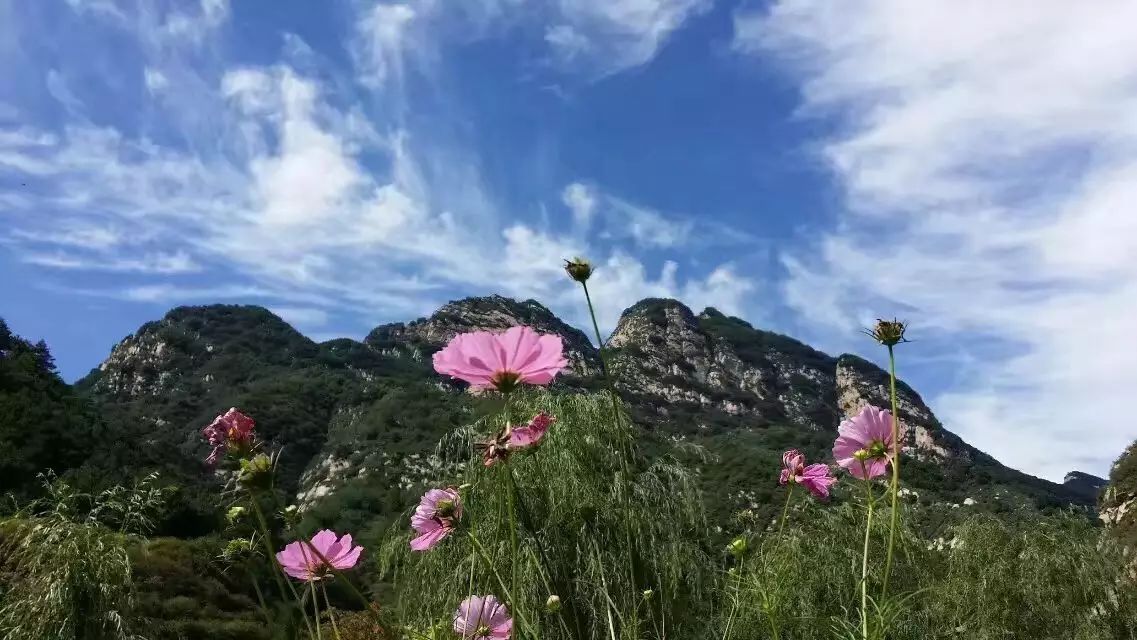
[[2, 295, 1080, 539]]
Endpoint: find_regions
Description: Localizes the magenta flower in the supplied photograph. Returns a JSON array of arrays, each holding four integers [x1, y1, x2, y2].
[[202, 407, 256, 465], [410, 488, 462, 552], [275, 530, 363, 581], [433, 326, 567, 393], [508, 412, 555, 450], [833, 406, 897, 480], [779, 449, 837, 499], [454, 595, 512, 639]]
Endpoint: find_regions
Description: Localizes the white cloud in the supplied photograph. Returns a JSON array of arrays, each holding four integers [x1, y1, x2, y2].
[[742, 0, 1137, 479], [562, 182, 597, 230], [143, 67, 169, 93], [21, 250, 199, 274], [548, 0, 712, 75]]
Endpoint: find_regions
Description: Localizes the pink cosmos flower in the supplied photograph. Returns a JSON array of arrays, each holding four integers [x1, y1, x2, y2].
[[508, 412, 555, 450], [202, 407, 256, 465], [275, 530, 363, 581], [433, 326, 567, 393], [453, 595, 512, 639], [833, 406, 898, 480], [410, 488, 462, 552], [779, 449, 837, 499]]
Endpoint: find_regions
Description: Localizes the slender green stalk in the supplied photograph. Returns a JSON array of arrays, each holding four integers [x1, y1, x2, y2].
[[249, 492, 316, 639], [579, 278, 643, 634], [881, 345, 902, 599], [248, 573, 273, 627], [500, 393, 525, 633], [322, 582, 343, 640], [308, 579, 323, 640], [468, 532, 537, 639], [860, 471, 875, 640], [777, 484, 795, 538], [720, 563, 743, 640], [506, 466, 522, 627]]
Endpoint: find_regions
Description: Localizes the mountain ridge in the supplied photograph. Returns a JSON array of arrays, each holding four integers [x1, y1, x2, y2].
[[66, 296, 1092, 517]]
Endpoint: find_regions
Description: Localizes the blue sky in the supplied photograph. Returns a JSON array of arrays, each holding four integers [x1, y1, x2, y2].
[[2, 0, 1136, 482]]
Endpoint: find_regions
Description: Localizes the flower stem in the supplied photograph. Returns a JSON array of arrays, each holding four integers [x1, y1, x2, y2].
[[860, 471, 875, 640], [468, 532, 537, 639], [308, 578, 323, 640], [580, 279, 643, 629], [248, 492, 316, 639], [500, 394, 524, 632], [581, 281, 631, 456], [248, 572, 272, 627], [777, 483, 795, 539], [881, 345, 902, 599], [322, 582, 342, 640]]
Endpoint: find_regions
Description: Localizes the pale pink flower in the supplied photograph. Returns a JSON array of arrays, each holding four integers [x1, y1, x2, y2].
[[453, 595, 512, 639], [410, 488, 462, 552], [779, 449, 837, 499], [833, 406, 897, 480], [202, 407, 256, 465], [275, 530, 363, 581], [433, 326, 567, 393], [508, 412, 555, 450]]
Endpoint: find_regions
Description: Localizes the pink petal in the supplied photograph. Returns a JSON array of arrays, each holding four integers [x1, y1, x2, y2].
[[410, 526, 451, 552], [310, 530, 339, 557], [833, 433, 864, 465], [332, 543, 363, 569]]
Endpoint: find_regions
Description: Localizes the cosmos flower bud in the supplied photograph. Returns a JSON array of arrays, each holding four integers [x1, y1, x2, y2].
[[866, 318, 908, 346], [220, 538, 256, 563], [281, 504, 301, 525], [642, 589, 655, 601], [545, 595, 562, 613], [564, 257, 594, 283], [226, 506, 246, 525], [238, 453, 273, 490], [728, 536, 748, 558]]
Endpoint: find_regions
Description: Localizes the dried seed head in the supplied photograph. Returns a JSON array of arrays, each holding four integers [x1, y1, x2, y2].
[[564, 257, 594, 283]]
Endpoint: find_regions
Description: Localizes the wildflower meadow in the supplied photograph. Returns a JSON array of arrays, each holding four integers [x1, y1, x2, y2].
[[2, 258, 1136, 640]]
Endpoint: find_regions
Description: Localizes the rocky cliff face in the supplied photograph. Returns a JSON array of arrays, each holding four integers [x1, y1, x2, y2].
[[79, 295, 1093, 525], [365, 295, 600, 377], [1102, 442, 1137, 556]]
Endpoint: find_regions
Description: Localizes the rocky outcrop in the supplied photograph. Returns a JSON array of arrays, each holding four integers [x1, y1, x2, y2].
[[1102, 442, 1137, 554], [835, 354, 962, 462], [607, 300, 837, 429], [86, 305, 316, 399], [1062, 471, 1107, 502], [78, 295, 1092, 514], [365, 295, 601, 377]]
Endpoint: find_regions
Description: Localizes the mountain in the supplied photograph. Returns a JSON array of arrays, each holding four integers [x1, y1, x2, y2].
[[1102, 441, 1137, 556], [1064, 471, 1108, 503], [13, 295, 1093, 535]]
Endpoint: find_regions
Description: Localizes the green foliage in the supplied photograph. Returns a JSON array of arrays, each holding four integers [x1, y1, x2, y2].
[[377, 392, 713, 640], [0, 318, 102, 493], [130, 537, 269, 640], [0, 472, 170, 640], [719, 493, 1137, 640]]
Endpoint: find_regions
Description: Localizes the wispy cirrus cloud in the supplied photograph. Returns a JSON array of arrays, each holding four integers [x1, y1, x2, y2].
[[737, 0, 1137, 479], [1, 0, 746, 342]]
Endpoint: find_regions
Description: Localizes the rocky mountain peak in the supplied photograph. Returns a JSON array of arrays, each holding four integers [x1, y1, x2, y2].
[[87, 305, 314, 398], [834, 354, 966, 462], [1060, 471, 1107, 502], [366, 295, 600, 375]]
